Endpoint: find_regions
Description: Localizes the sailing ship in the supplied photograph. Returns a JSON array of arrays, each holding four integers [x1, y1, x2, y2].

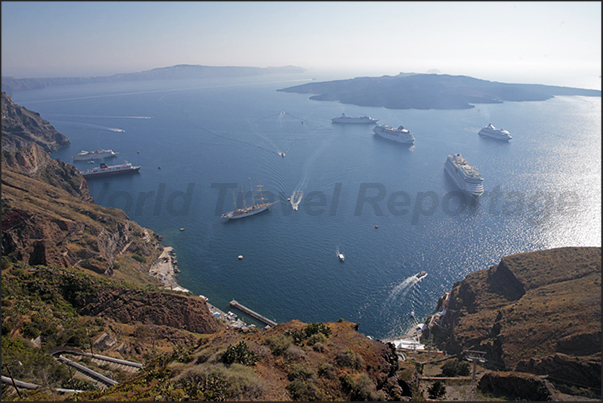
[[221, 179, 278, 220]]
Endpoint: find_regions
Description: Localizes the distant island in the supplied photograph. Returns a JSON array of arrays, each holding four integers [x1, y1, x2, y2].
[[278, 73, 601, 110], [0, 64, 307, 95]]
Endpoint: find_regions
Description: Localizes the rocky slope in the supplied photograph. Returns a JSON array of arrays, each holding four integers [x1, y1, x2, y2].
[[431, 247, 601, 390], [1, 92, 70, 152], [1, 143, 162, 283]]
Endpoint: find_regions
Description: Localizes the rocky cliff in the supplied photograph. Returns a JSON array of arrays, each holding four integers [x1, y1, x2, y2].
[[1, 91, 70, 152], [1, 143, 162, 283], [431, 247, 601, 390]]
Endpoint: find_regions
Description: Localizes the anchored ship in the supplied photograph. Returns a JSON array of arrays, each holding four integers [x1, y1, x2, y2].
[[72, 149, 119, 161], [331, 113, 378, 124], [373, 124, 415, 144], [221, 179, 278, 221], [444, 153, 484, 197], [80, 162, 140, 178], [478, 123, 512, 141]]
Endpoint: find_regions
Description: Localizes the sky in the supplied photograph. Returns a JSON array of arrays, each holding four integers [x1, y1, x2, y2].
[[1, 1, 601, 89]]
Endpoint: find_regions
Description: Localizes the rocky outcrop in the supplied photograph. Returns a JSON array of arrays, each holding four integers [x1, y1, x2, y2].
[[1, 91, 70, 152], [76, 288, 221, 334], [431, 247, 601, 390], [478, 371, 556, 401], [2, 142, 93, 202], [1, 143, 162, 280]]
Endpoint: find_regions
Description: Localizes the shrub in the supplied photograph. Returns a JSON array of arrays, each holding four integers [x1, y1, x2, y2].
[[283, 345, 306, 361], [336, 348, 364, 370], [264, 334, 292, 355], [179, 363, 265, 400], [351, 374, 379, 401], [287, 378, 321, 401], [222, 341, 258, 366], [441, 359, 470, 377], [288, 364, 315, 382], [305, 322, 332, 338], [428, 380, 446, 399], [307, 332, 327, 346]]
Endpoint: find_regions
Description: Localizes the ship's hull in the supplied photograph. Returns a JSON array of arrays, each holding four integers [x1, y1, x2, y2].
[[222, 202, 277, 220], [373, 126, 415, 144], [81, 166, 140, 178], [444, 160, 484, 197], [332, 117, 378, 124]]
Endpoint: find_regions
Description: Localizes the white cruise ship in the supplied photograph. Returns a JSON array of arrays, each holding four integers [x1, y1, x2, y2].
[[331, 113, 378, 124], [444, 153, 484, 197], [72, 149, 119, 161], [478, 124, 512, 141], [373, 124, 415, 144]]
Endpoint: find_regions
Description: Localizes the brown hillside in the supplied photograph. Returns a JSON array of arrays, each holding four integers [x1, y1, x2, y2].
[[1, 144, 161, 285], [433, 247, 601, 389], [1, 91, 70, 152]]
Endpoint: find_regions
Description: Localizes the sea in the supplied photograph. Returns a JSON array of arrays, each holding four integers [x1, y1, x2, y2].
[[9, 71, 601, 340]]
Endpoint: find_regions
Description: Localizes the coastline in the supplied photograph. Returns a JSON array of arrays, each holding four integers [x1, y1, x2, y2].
[[149, 246, 254, 330], [149, 246, 190, 293]]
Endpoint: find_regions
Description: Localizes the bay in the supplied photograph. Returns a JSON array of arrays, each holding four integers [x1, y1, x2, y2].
[[11, 73, 601, 339]]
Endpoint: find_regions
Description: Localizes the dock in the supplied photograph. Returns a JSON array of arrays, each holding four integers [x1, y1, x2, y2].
[[230, 299, 277, 328]]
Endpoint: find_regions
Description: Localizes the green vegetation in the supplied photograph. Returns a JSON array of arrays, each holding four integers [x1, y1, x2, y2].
[[222, 341, 258, 366], [441, 359, 471, 377], [428, 380, 447, 399]]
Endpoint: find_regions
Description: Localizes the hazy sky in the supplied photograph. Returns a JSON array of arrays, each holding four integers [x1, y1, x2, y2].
[[2, 1, 601, 88]]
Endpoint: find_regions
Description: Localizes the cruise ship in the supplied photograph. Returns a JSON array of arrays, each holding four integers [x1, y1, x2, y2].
[[478, 124, 512, 141], [72, 149, 119, 161], [221, 179, 278, 221], [80, 162, 140, 178], [331, 113, 378, 124], [444, 154, 484, 197], [373, 124, 415, 144]]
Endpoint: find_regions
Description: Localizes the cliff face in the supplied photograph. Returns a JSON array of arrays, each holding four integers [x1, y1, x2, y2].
[[1, 143, 161, 282], [433, 247, 601, 389], [1, 91, 70, 152]]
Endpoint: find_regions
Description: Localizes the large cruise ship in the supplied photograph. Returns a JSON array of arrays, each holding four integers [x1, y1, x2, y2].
[[331, 113, 378, 124], [72, 149, 119, 161], [444, 153, 484, 197], [478, 124, 512, 141], [80, 162, 140, 178], [373, 124, 415, 144], [222, 179, 278, 221]]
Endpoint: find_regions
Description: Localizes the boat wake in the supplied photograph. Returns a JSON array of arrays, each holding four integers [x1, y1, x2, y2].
[[290, 191, 303, 210], [385, 276, 420, 305]]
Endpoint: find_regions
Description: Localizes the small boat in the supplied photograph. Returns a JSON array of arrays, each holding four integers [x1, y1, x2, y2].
[[410, 310, 415, 318], [415, 271, 427, 280], [338, 253, 345, 262], [278, 152, 286, 157]]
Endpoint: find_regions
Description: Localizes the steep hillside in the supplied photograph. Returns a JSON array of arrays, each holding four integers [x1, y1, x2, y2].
[[2, 143, 161, 284], [1, 92, 70, 152], [431, 247, 601, 390]]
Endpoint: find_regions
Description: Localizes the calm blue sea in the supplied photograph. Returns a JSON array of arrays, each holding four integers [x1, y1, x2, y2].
[[11, 73, 601, 339]]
